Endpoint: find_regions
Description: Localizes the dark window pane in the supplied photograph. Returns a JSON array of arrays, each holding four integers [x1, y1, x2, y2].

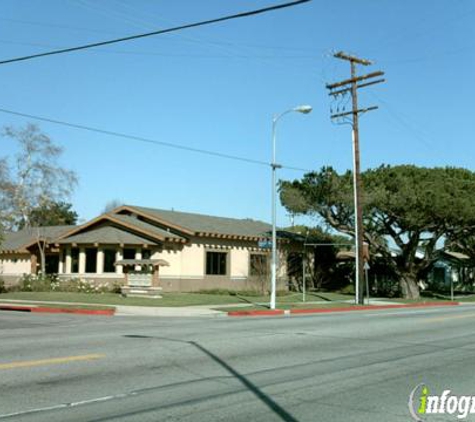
[[45, 255, 59, 275], [104, 249, 116, 273], [85, 248, 97, 273], [206, 252, 227, 275], [71, 248, 79, 273], [123, 248, 136, 260], [142, 249, 151, 260]]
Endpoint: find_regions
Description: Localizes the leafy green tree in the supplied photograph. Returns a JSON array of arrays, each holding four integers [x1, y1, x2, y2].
[[18, 201, 78, 229], [280, 165, 475, 299]]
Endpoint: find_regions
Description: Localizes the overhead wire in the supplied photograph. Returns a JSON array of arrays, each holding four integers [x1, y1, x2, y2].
[[0, 107, 312, 173], [0, 0, 311, 66], [72, 0, 318, 72], [0, 16, 318, 54], [0, 39, 317, 59]]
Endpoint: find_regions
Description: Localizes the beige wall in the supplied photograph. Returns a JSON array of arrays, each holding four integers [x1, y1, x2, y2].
[[152, 237, 264, 280], [0, 253, 31, 275]]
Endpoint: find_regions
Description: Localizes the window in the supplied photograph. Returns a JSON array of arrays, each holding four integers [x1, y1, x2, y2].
[[206, 252, 227, 276], [85, 248, 97, 273], [71, 248, 79, 273], [103, 249, 116, 273], [142, 249, 151, 260], [250, 253, 269, 276], [123, 248, 136, 260]]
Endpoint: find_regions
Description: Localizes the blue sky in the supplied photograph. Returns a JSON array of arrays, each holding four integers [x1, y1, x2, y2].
[[0, 0, 474, 227]]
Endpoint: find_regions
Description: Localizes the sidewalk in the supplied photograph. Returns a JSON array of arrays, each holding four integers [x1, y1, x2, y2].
[[0, 297, 467, 317], [0, 299, 226, 317]]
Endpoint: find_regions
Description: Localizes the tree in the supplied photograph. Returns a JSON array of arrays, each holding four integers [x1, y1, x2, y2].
[[18, 201, 78, 229], [103, 199, 123, 213], [280, 165, 475, 299], [0, 123, 78, 273]]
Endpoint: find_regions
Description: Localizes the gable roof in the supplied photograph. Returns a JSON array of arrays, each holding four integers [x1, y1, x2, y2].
[[0, 225, 76, 253], [121, 205, 271, 239], [56, 213, 186, 245], [1, 206, 273, 253], [56, 225, 161, 246], [112, 214, 183, 241]]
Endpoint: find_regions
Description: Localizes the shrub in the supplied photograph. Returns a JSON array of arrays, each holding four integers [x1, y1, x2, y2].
[[57, 278, 113, 294], [0, 278, 6, 294], [20, 274, 57, 292], [18, 274, 118, 294]]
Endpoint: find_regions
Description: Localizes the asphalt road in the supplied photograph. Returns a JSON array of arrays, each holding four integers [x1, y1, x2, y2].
[[1, 305, 475, 421]]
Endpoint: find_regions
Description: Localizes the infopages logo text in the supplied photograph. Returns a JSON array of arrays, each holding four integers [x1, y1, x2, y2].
[[409, 384, 475, 420]]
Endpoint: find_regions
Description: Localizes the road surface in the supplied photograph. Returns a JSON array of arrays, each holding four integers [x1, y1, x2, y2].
[[1, 305, 475, 421]]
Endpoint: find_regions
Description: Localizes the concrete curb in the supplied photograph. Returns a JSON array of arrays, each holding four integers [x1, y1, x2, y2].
[[227, 301, 460, 317], [227, 309, 285, 317], [0, 304, 115, 316]]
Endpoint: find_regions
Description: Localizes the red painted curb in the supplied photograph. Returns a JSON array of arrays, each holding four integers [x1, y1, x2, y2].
[[227, 309, 285, 317], [0, 304, 115, 316], [228, 301, 460, 317]]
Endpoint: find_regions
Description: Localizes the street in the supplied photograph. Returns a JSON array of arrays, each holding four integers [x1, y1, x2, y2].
[[1, 306, 475, 421]]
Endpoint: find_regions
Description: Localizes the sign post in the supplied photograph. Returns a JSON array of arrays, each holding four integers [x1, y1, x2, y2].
[[364, 261, 370, 305]]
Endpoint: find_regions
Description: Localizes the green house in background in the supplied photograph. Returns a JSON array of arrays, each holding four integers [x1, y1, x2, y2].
[[427, 251, 474, 292]]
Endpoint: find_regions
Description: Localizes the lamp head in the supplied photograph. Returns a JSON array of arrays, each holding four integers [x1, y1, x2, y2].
[[294, 105, 313, 114]]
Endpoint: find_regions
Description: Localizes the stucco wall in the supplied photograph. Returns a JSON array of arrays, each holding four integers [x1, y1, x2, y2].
[[0, 253, 31, 287], [152, 237, 263, 279], [0, 253, 31, 275]]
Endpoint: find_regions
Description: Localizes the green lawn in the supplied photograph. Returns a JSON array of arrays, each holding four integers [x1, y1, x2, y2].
[[0, 291, 353, 308]]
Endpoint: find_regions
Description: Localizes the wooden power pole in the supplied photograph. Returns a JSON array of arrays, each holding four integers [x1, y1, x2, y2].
[[326, 52, 385, 305]]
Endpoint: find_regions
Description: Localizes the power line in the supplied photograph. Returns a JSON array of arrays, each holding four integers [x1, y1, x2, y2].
[[0, 39, 316, 59], [0, 107, 312, 173], [0, 0, 311, 66], [0, 17, 318, 53]]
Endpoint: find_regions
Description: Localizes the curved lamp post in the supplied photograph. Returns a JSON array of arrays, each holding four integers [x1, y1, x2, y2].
[[270, 105, 312, 310]]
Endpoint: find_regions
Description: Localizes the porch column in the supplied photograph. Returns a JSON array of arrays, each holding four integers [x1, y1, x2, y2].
[[65, 247, 72, 273], [97, 247, 104, 274], [135, 248, 142, 271], [30, 254, 38, 275], [115, 249, 123, 274], [79, 247, 86, 274], [58, 250, 64, 274]]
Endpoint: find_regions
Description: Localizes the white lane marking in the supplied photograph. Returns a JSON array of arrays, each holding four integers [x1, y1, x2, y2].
[[0, 392, 138, 419]]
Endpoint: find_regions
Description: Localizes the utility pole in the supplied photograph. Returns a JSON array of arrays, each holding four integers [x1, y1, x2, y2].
[[326, 52, 385, 305]]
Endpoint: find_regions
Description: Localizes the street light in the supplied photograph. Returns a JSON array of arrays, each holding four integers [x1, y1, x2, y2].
[[270, 104, 312, 310]]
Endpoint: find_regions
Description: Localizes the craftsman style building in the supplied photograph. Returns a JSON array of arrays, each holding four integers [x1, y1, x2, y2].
[[0, 205, 296, 292]]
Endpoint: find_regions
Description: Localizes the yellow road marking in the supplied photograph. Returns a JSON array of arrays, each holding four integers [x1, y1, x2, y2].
[[0, 353, 105, 370], [424, 313, 475, 323]]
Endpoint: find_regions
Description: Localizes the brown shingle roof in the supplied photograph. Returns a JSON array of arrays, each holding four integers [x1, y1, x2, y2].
[[57, 225, 160, 246], [126, 206, 271, 238], [111, 214, 183, 240], [0, 225, 76, 252]]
